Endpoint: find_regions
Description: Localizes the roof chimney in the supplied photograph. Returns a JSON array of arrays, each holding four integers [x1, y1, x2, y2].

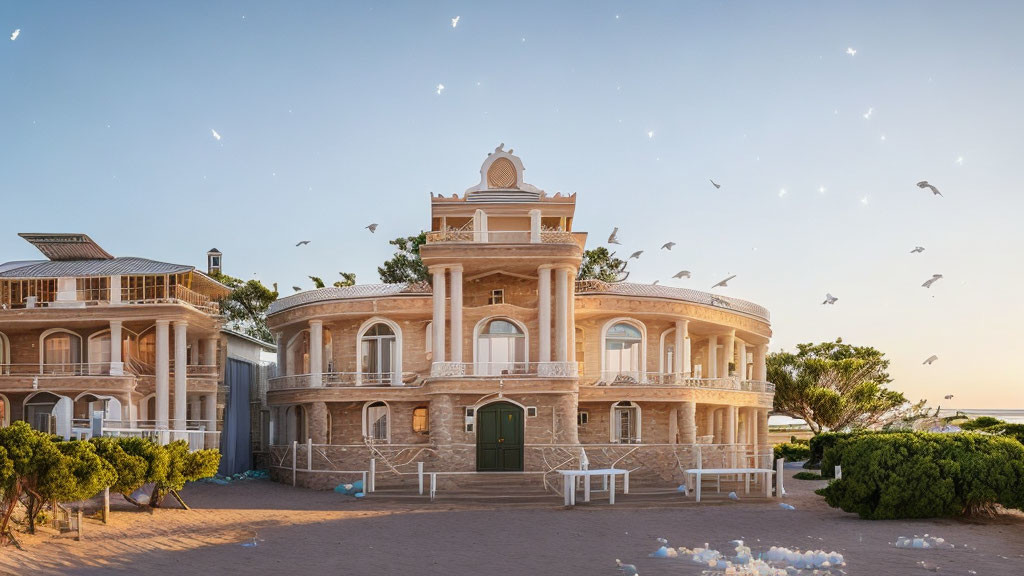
[[207, 248, 222, 276]]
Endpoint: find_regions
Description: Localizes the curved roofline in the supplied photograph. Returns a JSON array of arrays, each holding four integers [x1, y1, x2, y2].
[[0, 257, 195, 279]]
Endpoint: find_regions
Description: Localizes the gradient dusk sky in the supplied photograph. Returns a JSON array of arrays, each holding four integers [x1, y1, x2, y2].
[[2, 2, 1022, 408]]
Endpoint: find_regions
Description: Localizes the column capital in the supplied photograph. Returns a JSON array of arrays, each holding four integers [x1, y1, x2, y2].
[[675, 318, 690, 327], [427, 265, 448, 274], [447, 264, 464, 273], [309, 319, 323, 328], [155, 319, 170, 327], [109, 319, 123, 327], [173, 320, 188, 328], [538, 264, 555, 271]]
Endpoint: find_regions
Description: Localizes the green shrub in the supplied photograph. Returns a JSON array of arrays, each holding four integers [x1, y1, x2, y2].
[[960, 416, 1004, 430], [91, 437, 151, 495], [151, 441, 220, 507], [793, 471, 823, 480], [773, 442, 811, 463], [819, 432, 1024, 519], [979, 423, 1024, 445]]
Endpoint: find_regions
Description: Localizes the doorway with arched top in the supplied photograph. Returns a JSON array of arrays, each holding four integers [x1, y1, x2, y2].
[[475, 401, 524, 471]]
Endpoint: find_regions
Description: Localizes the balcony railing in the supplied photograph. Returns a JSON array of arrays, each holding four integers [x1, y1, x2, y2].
[[0, 362, 120, 376], [425, 228, 577, 245], [429, 361, 578, 378], [184, 364, 219, 378], [121, 284, 219, 314], [268, 372, 406, 391], [584, 372, 775, 393]]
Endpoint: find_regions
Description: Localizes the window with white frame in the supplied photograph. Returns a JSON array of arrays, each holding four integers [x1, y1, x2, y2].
[[365, 401, 389, 442], [488, 289, 505, 305], [42, 331, 82, 372], [476, 318, 526, 375], [604, 323, 642, 382], [361, 324, 396, 384], [612, 401, 640, 444]]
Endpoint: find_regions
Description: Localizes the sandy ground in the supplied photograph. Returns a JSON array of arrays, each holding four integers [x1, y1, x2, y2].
[[2, 467, 1023, 576]]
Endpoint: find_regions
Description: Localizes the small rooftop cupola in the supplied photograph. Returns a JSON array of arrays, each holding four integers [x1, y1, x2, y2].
[[207, 248, 222, 275], [464, 143, 544, 202]]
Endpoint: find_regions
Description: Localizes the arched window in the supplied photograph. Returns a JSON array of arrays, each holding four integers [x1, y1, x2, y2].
[[364, 401, 389, 443], [611, 400, 641, 444], [24, 392, 69, 435], [476, 318, 526, 376], [41, 330, 83, 373], [287, 332, 310, 376], [88, 331, 112, 375], [361, 324, 396, 384], [412, 406, 429, 434], [0, 331, 9, 375], [604, 322, 643, 382]]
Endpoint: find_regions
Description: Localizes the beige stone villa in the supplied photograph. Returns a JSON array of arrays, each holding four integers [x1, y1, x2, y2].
[[266, 147, 775, 488], [0, 234, 228, 448]]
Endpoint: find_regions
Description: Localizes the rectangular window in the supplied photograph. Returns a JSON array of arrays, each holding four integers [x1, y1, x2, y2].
[[412, 407, 429, 433], [465, 407, 474, 432], [76, 277, 109, 302], [577, 411, 589, 426], [488, 289, 504, 305], [526, 406, 538, 417]]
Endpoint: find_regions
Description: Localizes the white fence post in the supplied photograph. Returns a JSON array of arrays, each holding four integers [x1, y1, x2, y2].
[[291, 440, 297, 487], [418, 462, 424, 495], [835, 465, 842, 480], [369, 458, 376, 493], [775, 457, 785, 498], [306, 438, 313, 471]]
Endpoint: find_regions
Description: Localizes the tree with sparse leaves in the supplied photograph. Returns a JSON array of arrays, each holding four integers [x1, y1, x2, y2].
[[768, 339, 907, 435], [577, 247, 628, 282], [378, 232, 429, 284], [209, 271, 278, 343]]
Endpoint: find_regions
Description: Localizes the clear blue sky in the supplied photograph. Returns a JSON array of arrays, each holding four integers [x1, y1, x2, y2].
[[2, 1, 1022, 408]]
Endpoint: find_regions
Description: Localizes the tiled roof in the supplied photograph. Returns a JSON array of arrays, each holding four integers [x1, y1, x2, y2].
[[18, 233, 114, 260], [0, 257, 194, 278], [268, 283, 432, 315], [578, 282, 771, 322]]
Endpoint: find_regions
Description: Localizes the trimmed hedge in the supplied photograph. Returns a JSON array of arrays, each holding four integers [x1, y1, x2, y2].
[[819, 432, 1024, 519], [793, 471, 823, 481], [773, 442, 812, 463]]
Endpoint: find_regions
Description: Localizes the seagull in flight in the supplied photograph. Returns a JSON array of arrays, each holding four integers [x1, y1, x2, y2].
[[211, 129, 221, 141], [922, 274, 943, 288], [607, 227, 621, 244], [292, 286, 302, 292], [822, 293, 838, 305], [916, 181, 943, 196], [436, 83, 445, 95], [661, 242, 675, 250], [712, 274, 736, 288], [923, 355, 939, 365], [295, 240, 311, 247], [846, 47, 856, 56], [451, 16, 460, 28], [910, 246, 925, 254], [366, 223, 378, 233], [863, 107, 874, 120], [710, 179, 721, 189], [673, 270, 691, 279], [944, 394, 954, 400], [10, 29, 20, 41], [628, 250, 643, 260]]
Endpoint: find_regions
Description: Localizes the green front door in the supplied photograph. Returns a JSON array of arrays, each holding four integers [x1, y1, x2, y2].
[[476, 402, 524, 471]]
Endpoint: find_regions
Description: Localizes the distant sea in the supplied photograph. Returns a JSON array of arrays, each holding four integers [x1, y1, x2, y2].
[[770, 409, 1024, 428]]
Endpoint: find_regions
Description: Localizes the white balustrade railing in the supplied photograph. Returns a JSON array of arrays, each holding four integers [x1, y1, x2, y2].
[[429, 362, 578, 378], [0, 362, 118, 376], [268, 372, 405, 390]]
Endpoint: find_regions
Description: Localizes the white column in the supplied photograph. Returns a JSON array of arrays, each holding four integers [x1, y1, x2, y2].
[[275, 332, 285, 375], [726, 406, 737, 445], [736, 340, 747, 380], [431, 267, 446, 364], [750, 408, 758, 448], [529, 208, 542, 243], [567, 267, 576, 364], [756, 344, 768, 381], [538, 266, 552, 362], [155, 320, 170, 430], [473, 209, 488, 242], [109, 320, 123, 376], [673, 320, 686, 374], [205, 393, 217, 433], [309, 320, 323, 387], [707, 336, 718, 378], [109, 275, 122, 305], [173, 321, 188, 432], [683, 336, 692, 377], [449, 266, 463, 363], [724, 330, 736, 376], [554, 267, 568, 362], [204, 338, 217, 367]]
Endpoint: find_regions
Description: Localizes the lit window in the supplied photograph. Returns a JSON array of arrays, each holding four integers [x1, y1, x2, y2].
[[412, 406, 429, 433]]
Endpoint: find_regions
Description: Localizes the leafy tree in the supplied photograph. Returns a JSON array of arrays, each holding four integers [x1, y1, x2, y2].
[[576, 247, 628, 282], [91, 437, 150, 497], [150, 442, 220, 508], [210, 271, 278, 343], [378, 232, 428, 284], [335, 272, 356, 287], [961, 416, 1005, 430], [309, 276, 325, 289], [768, 338, 907, 435]]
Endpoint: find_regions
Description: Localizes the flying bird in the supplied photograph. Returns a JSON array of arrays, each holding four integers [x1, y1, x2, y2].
[[292, 286, 302, 292], [366, 223, 378, 233], [712, 274, 736, 288], [923, 355, 939, 365], [846, 47, 856, 56], [910, 246, 925, 254], [822, 293, 838, 305], [607, 227, 621, 245], [436, 83, 445, 95], [615, 559, 639, 576], [863, 107, 874, 119], [10, 29, 20, 41], [628, 250, 643, 260], [922, 274, 943, 288], [211, 129, 221, 141], [710, 179, 721, 189], [673, 270, 691, 279], [451, 16, 459, 28], [944, 394, 954, 400], [916, 181, 943, 196], [661, 242, 675, 250], [295, 240, 311, 247]]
